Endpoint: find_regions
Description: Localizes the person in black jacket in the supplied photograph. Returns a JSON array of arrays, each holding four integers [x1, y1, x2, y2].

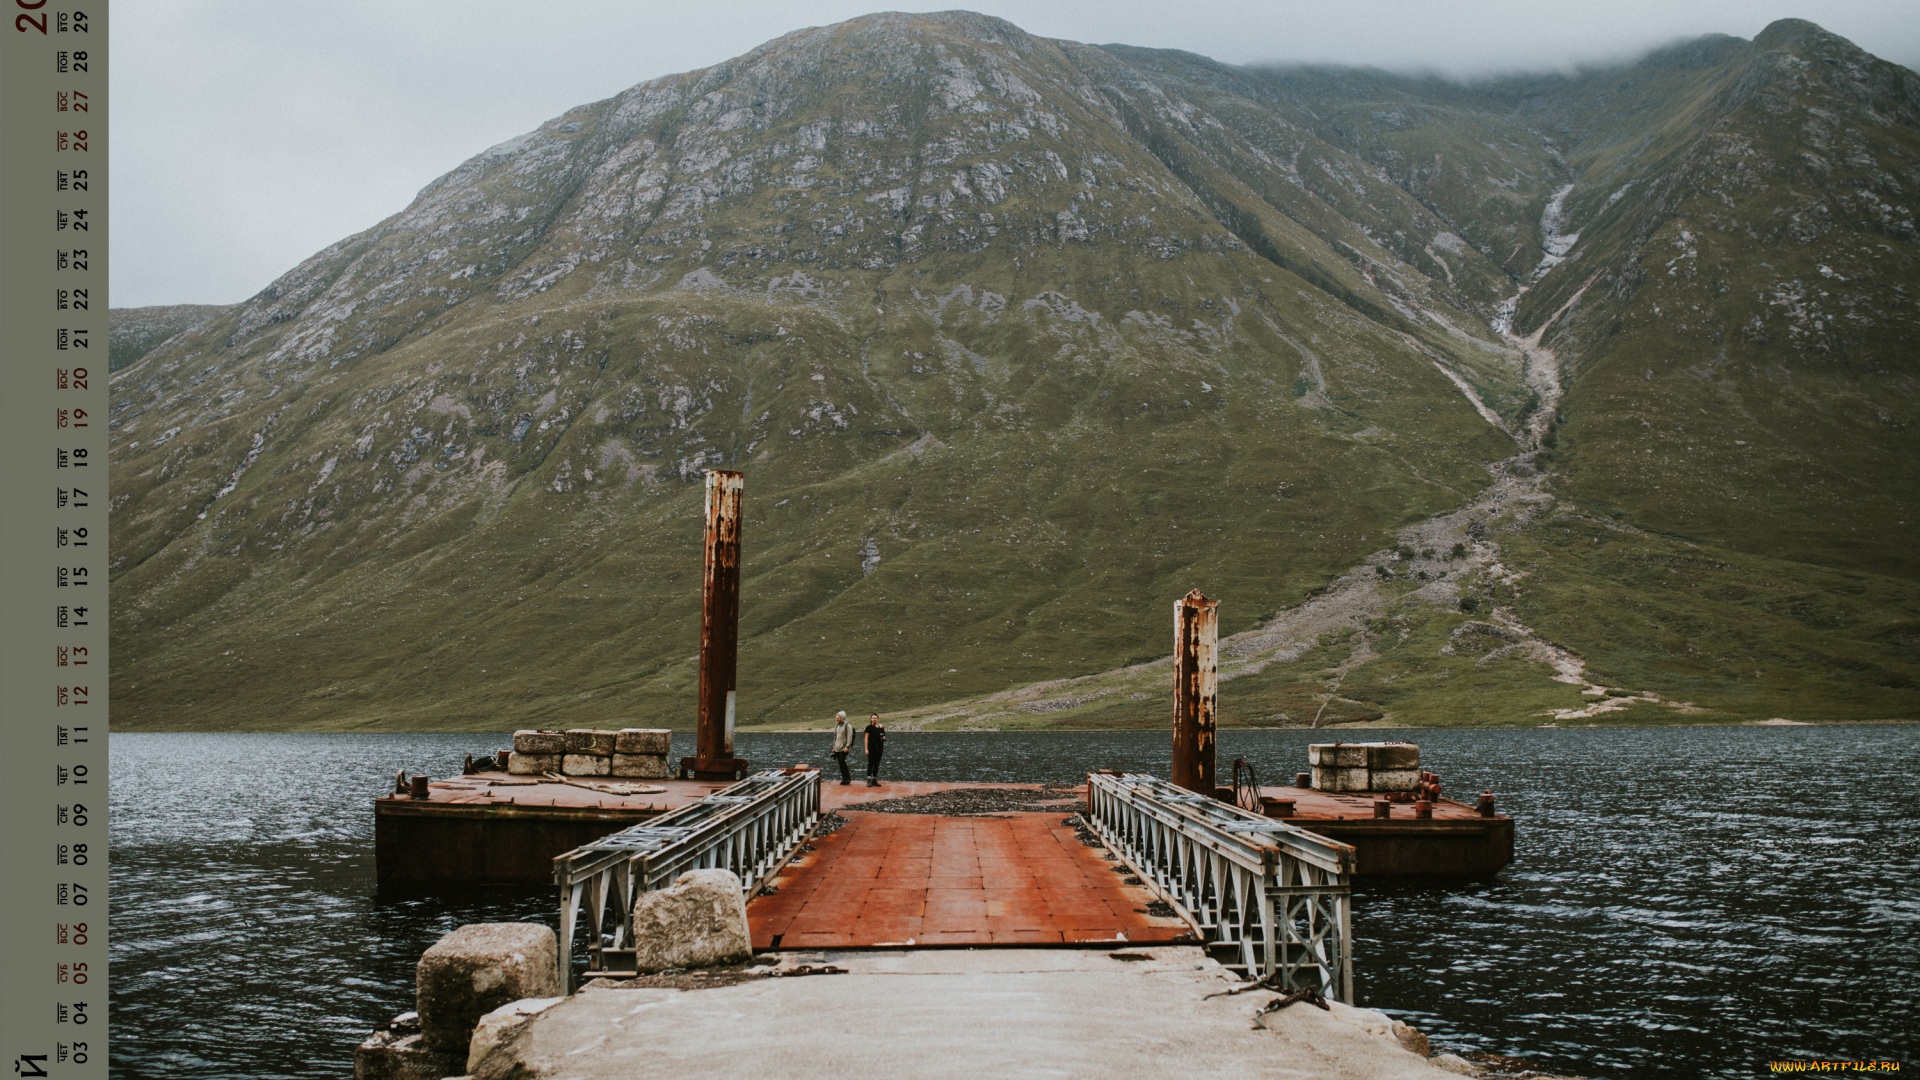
[[863, 714, 886, 787]]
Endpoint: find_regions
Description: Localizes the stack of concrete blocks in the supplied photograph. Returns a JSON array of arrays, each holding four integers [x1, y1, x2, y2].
[[1308, 742, 1420, 793], [506, 728, 672, 778]]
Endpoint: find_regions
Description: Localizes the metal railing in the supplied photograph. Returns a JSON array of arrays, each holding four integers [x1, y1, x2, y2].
[[1084, 772, 1356, 1002], [553, 768, 820, 990]]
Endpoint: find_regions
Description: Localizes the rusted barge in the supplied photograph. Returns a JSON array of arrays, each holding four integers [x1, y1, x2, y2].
[[375, 780, 665, 885], [1246, 784, 1512, 877]]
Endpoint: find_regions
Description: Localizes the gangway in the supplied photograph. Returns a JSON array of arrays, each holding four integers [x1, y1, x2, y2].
[[553, 767, 819, 989], [1084, 772, 1356, 1002]]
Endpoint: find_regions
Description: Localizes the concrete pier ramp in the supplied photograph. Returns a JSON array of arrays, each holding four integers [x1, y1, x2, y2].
[[465, 948, 1457, 1080]]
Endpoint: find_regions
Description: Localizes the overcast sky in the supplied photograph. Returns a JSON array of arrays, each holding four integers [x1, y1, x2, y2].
[[109, 0, 1920, 309]]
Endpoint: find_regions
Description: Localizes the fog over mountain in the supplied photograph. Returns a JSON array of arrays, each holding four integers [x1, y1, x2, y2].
[[109, 12, 1919, 731]]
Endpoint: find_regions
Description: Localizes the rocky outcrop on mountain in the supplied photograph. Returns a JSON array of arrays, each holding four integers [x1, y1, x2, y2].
[[108, 13, 1918, 730]]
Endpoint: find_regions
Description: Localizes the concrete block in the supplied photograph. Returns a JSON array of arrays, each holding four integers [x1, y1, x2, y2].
[[506, 752, 560, 776], [616, 728, 672, 755], [611, 753, 670, 779], [630, 869, 752, 973], [564, 729, 616, 755], [1307, 743, 1366, 768], [416, 923, 560, 1053], [1370, 768, 1420, 792], [1312, 765, 1372, 792], [511, 730, 566, 755], [353, 1031, 465, 1080], [561, 754, 611, 776], [467, 997, 563, 1075], [1365, 743, 1420, 770]]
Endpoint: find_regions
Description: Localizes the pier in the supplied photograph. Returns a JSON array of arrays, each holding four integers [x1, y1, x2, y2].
[[356, 469, 1523, 1079], [370, 467, 1509, 976]]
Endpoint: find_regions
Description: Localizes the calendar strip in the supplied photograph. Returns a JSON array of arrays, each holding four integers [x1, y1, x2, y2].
[[2, 5, 108, 1077]]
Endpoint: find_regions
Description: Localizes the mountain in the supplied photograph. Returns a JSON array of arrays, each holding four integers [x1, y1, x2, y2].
[[108, 12, 1919, 732]]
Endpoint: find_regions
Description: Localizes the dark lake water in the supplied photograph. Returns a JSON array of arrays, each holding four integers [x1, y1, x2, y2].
[[110, 726, 1918, 1078]]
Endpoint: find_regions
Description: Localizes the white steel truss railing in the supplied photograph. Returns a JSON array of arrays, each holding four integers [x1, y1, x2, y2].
[[553, 768, 819, 990], [1085, 772, 1356, 1002]]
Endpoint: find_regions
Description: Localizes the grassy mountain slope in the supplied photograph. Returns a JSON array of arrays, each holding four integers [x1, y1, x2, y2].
[[108, 12, 1515, 731], [109, 13, 1917, 731]]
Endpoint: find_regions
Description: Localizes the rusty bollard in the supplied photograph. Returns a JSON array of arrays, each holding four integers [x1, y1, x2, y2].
[[1261, 797, 1295, 819], [1414, 800, 1433, 819], [1373, 799, 1391, 819], [1478, 790, 1496, 817], [1294, 772, 1312, 788], [463, 754, 475, 775], [495, 750, 510, 770], [410, 775, 430, 800]]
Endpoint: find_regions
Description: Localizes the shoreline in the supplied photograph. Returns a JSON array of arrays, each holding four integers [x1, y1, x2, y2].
[[103, 716, 1920, 734]]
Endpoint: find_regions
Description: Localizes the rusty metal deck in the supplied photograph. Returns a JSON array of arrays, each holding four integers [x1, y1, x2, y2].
[[747, 809, 1192, 950]]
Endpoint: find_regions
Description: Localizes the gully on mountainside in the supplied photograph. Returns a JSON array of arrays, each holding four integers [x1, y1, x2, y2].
[[960, 185, 1697, 727]]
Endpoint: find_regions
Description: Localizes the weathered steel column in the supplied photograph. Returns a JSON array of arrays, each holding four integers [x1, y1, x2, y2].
[[1171, 589, 1218, 795], [682, 469, 751, 781]]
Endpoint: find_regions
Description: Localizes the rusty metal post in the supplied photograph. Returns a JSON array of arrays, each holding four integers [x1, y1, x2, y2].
[[1170, 589, 1218, 794], [683, 470, 751, 781]]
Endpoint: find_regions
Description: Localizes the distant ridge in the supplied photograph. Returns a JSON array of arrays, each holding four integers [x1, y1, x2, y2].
[[109, 303, 233, 372]]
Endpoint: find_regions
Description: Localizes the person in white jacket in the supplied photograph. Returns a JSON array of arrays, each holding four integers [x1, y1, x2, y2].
[[829, 711, 854, 785]]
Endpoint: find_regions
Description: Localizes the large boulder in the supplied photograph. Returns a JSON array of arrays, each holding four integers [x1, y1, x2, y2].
[[630, 869, 752, 973], [416, 923, 560, 1053]]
